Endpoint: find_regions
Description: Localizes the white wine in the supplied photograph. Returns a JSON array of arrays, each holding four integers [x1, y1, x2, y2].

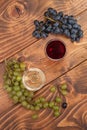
[[22, 68, 46, 91]]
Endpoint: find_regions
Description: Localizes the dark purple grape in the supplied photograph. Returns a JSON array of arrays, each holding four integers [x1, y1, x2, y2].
[[34, 20, 39, 26], [32, 8, 83, 42], [67, 24, 72, 29], [71, 29, 78, 34], [57, 11, 63, 17], [62, 102, 67, 109], [41, 32, 48, 38], [64, 29, 70, 37], [53, 22, 59, 27]]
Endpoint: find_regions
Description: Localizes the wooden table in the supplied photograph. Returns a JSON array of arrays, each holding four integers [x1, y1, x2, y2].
[[0, 0, 87, 130]]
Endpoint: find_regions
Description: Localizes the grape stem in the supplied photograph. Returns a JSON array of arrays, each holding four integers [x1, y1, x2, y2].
[[45, 16, 62, 27]]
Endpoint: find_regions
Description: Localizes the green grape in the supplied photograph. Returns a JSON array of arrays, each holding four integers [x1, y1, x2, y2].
[[24, 91, 29, 97], [50, 86, 56, 92], [14, 64, 19, 69], [53, 106, 59, 111], [5, 79, 11, 85], [11, 91, 16, 96], [39, 97, 45, 103], [28, 92, 34, 98], [20, 84, 25, 89], [6, 87, 12, 92], [61, 90, 68, 96], [15, 68, 21, 72], [26, 97, 32, 102], [43, 102, 49, 108], [12, 96, 19, 103], [13, 86, 20, 91], [54, 111, 60, 117], [26, 104, 31, 109], [19, 96, 26, 102], [20, 63, 26, 70], [32, 114, 38, 119], [55, 97, 62, 103], [16, 76, 22, 81], [9, 71, 13, 76], [37, 103, 43, 108], [34, 99, 41, 104], [21, 101, 28, 107], [49, 101, 55, 108], [14, 81, 19, 86], [4, 85, 9, 89], [21, 88, 25, 93], [12, 59, 18, 64], [14, 72, 19, 76], [12, 76, 16, 82], [3, 75, 7, 80], [61, 84, 67, 90], [16, 91, 22, 97], [30, 105, 35, 110], [34, 106, 40, 111]]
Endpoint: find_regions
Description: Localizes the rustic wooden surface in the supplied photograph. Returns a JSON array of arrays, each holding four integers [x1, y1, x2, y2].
[[0, 0, 87, 130]]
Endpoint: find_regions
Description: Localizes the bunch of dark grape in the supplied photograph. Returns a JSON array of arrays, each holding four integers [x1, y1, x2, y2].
[[32, 8, 83, 42], [3, 59, 68, 119]]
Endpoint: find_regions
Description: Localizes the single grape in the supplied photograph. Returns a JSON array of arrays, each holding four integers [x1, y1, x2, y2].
[[39, 97, 45, 103], [26, 97, 32, 102], [16, 76, 22, 81], [43, 102, 49, 108], [28, 92, 34, 98], [24, 91, 29, 97], [16, 91, 22, 97], [61, 90, 68, 96], [26, 104, 31, 109], [14, 81, 19, 86], [20, 84, 25, 89], [53, 105, 59, 111], [5, 79, 11, 85], [11, 91, 16, 96], [13, 72, 19, 76], [50, 86, 56, 93], [19, 96, 26, 102], [55, 97, 62, 103], [21, 101, 28, 107], [54, 111, 60, 117], [30, 105, 35, 110], [12, 96, 19, 103], [49, 101, 55, 108], [34, 99, 41, 104], [34, 106, 40, 111], [37, 103, 43, 108], [32, 114, 38, 119], [61, 84, 67, 90], [20, 63, 26, 71], [4, 85, 9, 89], [14, 64, 19, 69], [13, 86, 20, 91], [6, 87, 12, 92], [62, 102, 67, 109]]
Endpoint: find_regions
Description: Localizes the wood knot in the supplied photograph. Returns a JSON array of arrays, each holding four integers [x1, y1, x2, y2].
[[7, 2, 26, 19]]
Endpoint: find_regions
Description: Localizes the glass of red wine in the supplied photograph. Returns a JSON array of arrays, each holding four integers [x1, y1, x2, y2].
[[45, 39, 66, 61]]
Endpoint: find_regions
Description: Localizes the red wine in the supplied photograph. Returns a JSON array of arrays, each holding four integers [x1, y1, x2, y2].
[[46, 40, 66, 60]]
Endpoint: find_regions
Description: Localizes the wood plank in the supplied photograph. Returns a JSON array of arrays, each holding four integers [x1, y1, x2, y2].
[[0, 10, 87, 115], [0, 0, 87, 62], [0, 57, 87, 130]]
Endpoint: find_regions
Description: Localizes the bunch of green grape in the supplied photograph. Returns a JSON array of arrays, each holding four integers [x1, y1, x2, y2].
[[3, 59, 68, 119]]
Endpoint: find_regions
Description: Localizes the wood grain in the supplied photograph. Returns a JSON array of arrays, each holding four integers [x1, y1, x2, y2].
[[0, 58, 87, 130], [0, 0, 87, 62]]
